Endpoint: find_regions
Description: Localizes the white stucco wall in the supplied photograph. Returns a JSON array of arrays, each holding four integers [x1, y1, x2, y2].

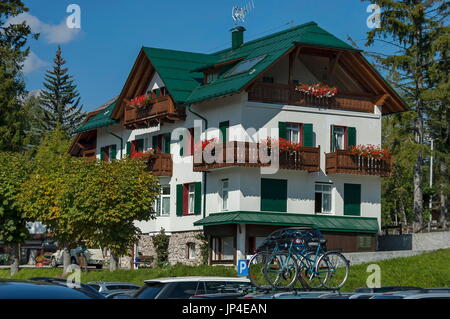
[[94, 87, 382, 234]]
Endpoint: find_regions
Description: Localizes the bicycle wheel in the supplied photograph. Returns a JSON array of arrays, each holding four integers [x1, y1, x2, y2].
[[316, 251, 349, 290], [247, 252, 270, 287], [298, 251, 328, 289], [264, 252, 299, 289]]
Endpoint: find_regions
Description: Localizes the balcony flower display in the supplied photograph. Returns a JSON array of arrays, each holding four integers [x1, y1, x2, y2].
[[125, 94, 152, 108], [260, 137, 302, 153], [349, 144, 391, 159], [296, 82, 338, 98], [131, 148, 156, 160]]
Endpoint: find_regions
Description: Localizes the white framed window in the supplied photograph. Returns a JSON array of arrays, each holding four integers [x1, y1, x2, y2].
[[221, 179, 229, 211], [315, 183, 332, 214], [187, 243, 196, 260], [188, 184, 195, 215], [156, 186, 171, 216], [286, 123, 301, 143], [333, 127, 345, 151]]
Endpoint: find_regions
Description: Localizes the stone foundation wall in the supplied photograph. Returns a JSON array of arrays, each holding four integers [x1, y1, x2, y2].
[[168, 231, 204, 266], [137, 230, 205, 267]]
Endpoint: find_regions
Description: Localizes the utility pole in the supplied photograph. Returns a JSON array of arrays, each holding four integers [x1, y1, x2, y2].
[[428, 139, 434, 232]]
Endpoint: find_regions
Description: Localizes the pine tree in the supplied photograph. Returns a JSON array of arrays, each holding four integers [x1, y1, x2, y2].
[[38, 46, 85, 135], [363, 0, 449, 232], [0, 0, 37, 152]]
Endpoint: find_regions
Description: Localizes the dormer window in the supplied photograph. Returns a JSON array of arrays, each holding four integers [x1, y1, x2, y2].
[[204, 72, 219, 84]]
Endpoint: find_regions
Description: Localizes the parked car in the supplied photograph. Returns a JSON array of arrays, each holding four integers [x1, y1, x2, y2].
[[28, 277, 105, 299], [51, 246, 104, 269], [0, 279, 100, 299], [87, 281, 141, 296], [111, 277, 252, 299]]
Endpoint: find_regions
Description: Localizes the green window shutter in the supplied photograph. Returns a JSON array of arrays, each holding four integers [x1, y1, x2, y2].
[[100, 147, 105, 161], [126, 142, 132, 156], [110, 145, 117, 160], [176, 184, 183, 216], [164, 133, 171, 154], [194, 182, 202, 215], [331, 125, 336, 152], [278, 122, 287, 139], [344, 183, 361, 216], [179, 135, 184, 156], [347, 127, 357, 149], [219, 121, 229, 142], [261, 178, 287, 212], [136, 139, 144, 152], [302, 124, 313, 147]]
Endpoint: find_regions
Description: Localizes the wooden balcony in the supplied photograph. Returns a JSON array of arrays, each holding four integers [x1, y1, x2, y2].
[[193, 141, 320, 172], [124, 95, 185, 129], [248, 82, 375, 113], [326, 150, 392, 177], [82, 148, 97, 161], [146, 153, 173, 177]]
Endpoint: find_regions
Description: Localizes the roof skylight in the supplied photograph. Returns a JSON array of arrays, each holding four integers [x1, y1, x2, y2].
[[224, 55, 267, 77]]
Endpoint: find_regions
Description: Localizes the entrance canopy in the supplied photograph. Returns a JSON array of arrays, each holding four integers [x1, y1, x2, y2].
[[194, 211, 379, 234]]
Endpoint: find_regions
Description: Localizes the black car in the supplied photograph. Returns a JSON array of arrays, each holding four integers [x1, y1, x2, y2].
[[0, 279, 100, 299], [28, 277, 105, 299]]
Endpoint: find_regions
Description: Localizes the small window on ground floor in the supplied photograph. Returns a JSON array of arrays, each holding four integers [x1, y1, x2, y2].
[[186, 242, 196, 260], [211, 237, 234, 262]]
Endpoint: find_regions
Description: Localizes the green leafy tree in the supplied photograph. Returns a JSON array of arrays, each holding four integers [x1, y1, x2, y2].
[[0, 152, 33, 275], [77, 158, 160, 271], [364, 0, 449, 231], [38, 46, 85, 135], [0, 0, 38, 151], [19, 132, 160, 273]]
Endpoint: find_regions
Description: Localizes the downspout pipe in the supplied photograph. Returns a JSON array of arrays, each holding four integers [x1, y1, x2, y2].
[[188, 104, 208, 219], [104, 127, 124, 159]]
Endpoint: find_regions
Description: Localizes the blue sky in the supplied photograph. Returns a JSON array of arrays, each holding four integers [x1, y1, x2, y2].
[[18, 0, 385, 112]]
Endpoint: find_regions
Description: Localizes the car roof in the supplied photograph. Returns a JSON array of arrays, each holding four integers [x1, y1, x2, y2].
[[0, 279, 93, 299], [144, 277, 251, 284], [404, 293, 450, 299]]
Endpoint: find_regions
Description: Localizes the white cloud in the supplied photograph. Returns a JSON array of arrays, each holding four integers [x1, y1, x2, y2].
[[22, 51, 48, 74], [6, 12, 80, 44]]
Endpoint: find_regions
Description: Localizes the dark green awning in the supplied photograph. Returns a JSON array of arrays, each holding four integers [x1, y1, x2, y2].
[[75, 100, 118, 133], [194, 211, 379, 234]]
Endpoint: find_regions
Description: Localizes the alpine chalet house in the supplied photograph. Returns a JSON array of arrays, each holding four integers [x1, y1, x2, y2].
[[70, 22, 407, 266]]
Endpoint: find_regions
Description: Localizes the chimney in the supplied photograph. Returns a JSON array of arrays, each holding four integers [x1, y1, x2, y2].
[[231, 26, 246, 50]]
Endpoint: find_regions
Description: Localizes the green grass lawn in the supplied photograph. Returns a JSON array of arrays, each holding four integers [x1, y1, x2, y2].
[[1, 249, 449, 291]]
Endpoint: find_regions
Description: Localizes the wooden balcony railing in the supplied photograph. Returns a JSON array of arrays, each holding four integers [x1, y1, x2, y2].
[[124, 95, 185, 129], [82, 148, 96, 161], [193, 141, 320, 172], [147, 153, 173, 177], [248, 82, 375, 113], [326, 150, 392, 177]]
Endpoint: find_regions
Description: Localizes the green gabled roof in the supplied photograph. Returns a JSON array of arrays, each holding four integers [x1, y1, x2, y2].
[[140, 22, 357, 105], [75, 99, 118, 133], [142, 47, 216, 103], [185, 22, 357, 104], [194, 211, 379, 234]]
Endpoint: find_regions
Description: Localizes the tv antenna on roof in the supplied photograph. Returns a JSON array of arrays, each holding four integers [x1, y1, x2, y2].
[[232, 0, 255, 24]]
